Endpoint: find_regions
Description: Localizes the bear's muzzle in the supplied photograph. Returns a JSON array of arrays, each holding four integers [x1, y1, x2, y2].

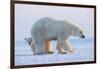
[[81, 35, 85, 38]]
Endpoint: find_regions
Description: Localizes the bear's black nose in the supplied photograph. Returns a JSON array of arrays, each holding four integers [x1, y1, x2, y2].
[[82, 35, 85, 38], [29, 42, 31, 45]]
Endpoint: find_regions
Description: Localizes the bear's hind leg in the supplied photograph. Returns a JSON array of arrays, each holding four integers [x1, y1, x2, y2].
[[30, 40, 35, 55], [45, 40, 54, 54], [35, 41, 47, 55]]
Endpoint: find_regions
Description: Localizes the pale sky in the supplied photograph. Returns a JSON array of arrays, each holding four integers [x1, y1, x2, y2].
[[15, 4, 94, 41]]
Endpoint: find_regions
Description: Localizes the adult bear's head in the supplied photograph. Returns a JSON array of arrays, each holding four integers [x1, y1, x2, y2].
[[72, 26, 85, 39]]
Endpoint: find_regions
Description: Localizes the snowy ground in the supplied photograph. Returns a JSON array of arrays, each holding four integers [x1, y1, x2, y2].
[[15, 38, 94, 65]]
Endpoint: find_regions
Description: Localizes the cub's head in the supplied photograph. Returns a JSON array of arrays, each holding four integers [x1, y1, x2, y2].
[[24, 37, 32, 45], [73, 27, 85, 38]]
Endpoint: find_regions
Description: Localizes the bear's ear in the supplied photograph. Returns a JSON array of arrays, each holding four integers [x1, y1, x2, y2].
[[74, 27, 78, 33]]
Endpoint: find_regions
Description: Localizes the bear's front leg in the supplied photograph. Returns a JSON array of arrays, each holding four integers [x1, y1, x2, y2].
[[63, 40, 75, 53], [57, 40, 74, 54], [45, 40, 54, 54], [57, 41, 67, 54]]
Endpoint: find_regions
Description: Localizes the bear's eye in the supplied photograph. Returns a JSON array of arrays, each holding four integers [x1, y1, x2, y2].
[[80, 31, 82, 34]]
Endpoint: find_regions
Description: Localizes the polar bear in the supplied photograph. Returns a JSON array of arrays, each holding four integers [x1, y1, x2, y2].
[[28, 17, 85, 55]]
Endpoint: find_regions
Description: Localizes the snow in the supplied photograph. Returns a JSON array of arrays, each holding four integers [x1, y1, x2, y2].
[[15, 38, 94, 65]]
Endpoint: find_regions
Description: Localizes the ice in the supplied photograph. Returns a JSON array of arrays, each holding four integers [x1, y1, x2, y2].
[[15, 38, 94, 65]]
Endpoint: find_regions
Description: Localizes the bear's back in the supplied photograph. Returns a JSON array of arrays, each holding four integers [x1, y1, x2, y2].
[[32, 17, 68, 30], [31, 17, 74, 39]]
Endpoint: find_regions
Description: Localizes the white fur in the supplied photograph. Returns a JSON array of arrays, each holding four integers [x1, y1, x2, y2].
[[30, 17, 84, 55]]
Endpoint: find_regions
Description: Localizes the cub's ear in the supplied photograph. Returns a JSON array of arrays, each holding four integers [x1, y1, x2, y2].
[[24, 37, 31, 42]]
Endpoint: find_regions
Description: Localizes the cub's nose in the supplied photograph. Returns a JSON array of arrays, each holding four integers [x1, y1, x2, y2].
[[29, 42, 31, 45]]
